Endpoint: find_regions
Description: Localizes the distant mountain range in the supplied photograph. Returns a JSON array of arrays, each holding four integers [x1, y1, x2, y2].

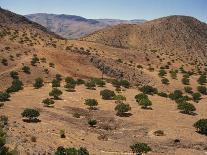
[[25, 13, 146, 39]]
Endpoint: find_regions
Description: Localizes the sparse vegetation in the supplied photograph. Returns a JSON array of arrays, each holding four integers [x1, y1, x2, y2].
[[33, 77, 44, 89], [177, 102, 196, 115], [88, 119, 97, 127], [42, 98, 55, 107], [85, 80, 96, 90], [130, 143, 152, 154], [115, 103, 131, 116], [49, 88, 62, 100], [84, 99, 98, 110], [194, 119, 207, 135], [100, 89, 115, 100], [139, 85, 158, 95], [22, 66, 31, 74], [21, 108, 40, 122], [197, 74, 206, 85], [7, 79, 23, 93], [10, 71, 19, 79], [192, 92, 201, 102], [197, 86, 207, 95], [0, 92, 10, 102], [184, 86, 193, 94], [52, 79, 60, 87], [135, 93, 152, 109], [55, 146, 89, 155]]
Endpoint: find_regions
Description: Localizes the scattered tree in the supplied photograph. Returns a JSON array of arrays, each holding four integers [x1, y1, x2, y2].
[[21, 108, 40, 122], [6, 79, 23, 93], [52, 79, 60, 87], [33, 77, 44, 89], [0, 92, 10, 102], [84, 99, 98, 110], [197, 86, 207, 95], [193, 119, 207, 135], [184, 86, 193, 94], [100, 89, 115, 100], [139, 85, 158, 95], [64, 83, 76, 92], [22, 66, 31, 74], [10, 71, 19, 79], [177, 102, 196, 115], [55, 146, 89, 155], [49, 88, 62, 100], [85, 81, 96, 90], [130, 143, 152, 155], [192, 92, 201, 103], [197, 75, 206, 85], [42, 98, 54, 107], [115, 103, 131, 116], [161, 78, 169, 85]]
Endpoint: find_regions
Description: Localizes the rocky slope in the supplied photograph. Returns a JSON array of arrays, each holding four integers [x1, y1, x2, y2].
[[25, 13, 145, 38], [82, 16, 207, 67]]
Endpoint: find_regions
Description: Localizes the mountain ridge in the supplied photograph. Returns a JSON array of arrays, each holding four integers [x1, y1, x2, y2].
[[25, 13, 146, 38]]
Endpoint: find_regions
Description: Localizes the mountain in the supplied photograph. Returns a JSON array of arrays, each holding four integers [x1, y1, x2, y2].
[[82, 15, 207, 66], [25, 13, 145, 38], [1, 7, 207, 155]]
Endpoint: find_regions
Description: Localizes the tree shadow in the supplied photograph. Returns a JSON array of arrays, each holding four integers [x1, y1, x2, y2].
[[22, 118, 41, 123], [116, 113, 133, 117]]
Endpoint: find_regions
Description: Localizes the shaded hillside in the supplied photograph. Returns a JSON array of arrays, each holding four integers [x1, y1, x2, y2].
[[82, 16, 207, 66], [25, 13, 145, 39]]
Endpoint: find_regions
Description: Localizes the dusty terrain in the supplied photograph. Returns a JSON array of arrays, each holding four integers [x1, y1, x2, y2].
[[1, 82, 207, 155], [1, 7, 207, 155]]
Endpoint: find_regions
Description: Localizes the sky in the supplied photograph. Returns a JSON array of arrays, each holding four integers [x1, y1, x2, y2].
[[0, 0, 207, 22]]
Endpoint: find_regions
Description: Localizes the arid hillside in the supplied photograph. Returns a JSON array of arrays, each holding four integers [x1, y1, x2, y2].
[[82, 16, 207, 67], [1, 8, 207, 155]]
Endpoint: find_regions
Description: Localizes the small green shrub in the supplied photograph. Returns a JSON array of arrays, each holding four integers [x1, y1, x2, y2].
[[157, 92, 168, 98], [49, 88, 62, 100], [158, 69, 167, 77], [88, 119, 97, 127], [130, 143, 152, 154], [76, 79, 85, 85], [21, 108, 40, 122], [85, 80, 96, 90], [182, 77, 190, 85], [42, 98, 54, 107], [184, 86, 193, 94], [193, 119, 207, 135], [197, 75, 206, 85], [161, 78, 169, 85], [64, 83, 76, 92], [52, 79, 60, 87], [6, 79, 23, 93], [33, 78, 44, 89], [139, 85, 158, 95], [84, 99, 98, 110], [22, 66, 31, 74], [197, 86, 207, 95], [55, 146, 89, 155], [100, 89, 115, 100], [65, 77, 76, 84], [10, 71, 19, 79], [115, 103, 131, 116], [0, 92, 10, 102], [177, 102, 196, 115], [192, 92, 201, 102]]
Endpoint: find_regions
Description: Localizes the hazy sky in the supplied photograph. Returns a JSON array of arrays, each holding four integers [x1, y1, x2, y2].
[[0, 0, 206, 22]]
